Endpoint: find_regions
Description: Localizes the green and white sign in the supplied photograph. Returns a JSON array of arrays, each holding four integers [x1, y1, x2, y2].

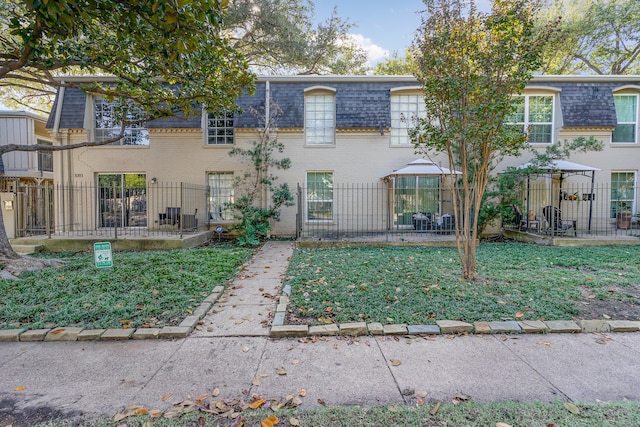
[[94, 242, 113, 268]]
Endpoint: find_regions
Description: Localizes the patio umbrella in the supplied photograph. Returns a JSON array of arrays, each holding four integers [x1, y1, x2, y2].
[[516, 160, 600, 232], [383, 158, 461, 178]]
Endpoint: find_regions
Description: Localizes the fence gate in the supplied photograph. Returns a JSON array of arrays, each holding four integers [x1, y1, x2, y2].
[[15, 182, 54, 237]]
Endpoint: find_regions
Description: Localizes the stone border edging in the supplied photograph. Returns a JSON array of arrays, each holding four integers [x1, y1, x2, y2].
[[268, 285, 640, 338], [0, 286, 226, 343], [2, 282, 640, 343]]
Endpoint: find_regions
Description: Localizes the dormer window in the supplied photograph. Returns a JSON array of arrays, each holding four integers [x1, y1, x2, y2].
[[305, 88, 336, 146], [612, 94, 638, 144], [94, 98, 149, 146], [207, 111, 235, 145], [506, 95, 554, 144], [390, 93, 426, 146]]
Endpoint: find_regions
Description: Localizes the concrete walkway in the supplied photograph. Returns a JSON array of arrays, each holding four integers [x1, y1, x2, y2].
[[1, 241, 640, 426]]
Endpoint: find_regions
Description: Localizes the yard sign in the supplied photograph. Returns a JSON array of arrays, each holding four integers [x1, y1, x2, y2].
[[94, 242, 113, 268]]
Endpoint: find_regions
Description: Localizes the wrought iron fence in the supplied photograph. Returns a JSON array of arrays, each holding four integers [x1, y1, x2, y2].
[[297, 182, 640, 242], [12, 181, 209, 238]]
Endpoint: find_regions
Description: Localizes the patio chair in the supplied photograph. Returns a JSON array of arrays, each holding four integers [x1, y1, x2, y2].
[[543, 206, 576, 236], [412, 212, 433, 231], [434, 214, 455, 234], [159, 207, 180, 226]]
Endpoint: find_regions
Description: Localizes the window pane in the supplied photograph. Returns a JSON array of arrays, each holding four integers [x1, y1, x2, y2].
[[528, 124, 552, 144], [612, 124, 636, 143], [94, 98, 149, 146], [306, 172, 333, 220], [505, 96, 525, 123], [610, 172, 635, 218], [390, 95, 426, 145], [208, 172, 234, 221], [613, 95, 637, 143], [207, 112, 234, 145], [305, 94, 335, 145], [614, 95, 637, 122], [528, 96, 553, 123]]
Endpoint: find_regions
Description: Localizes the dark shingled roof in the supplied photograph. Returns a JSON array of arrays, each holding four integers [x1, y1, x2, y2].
[[553, 82, 622, 128], [47, 78, 639, 131]]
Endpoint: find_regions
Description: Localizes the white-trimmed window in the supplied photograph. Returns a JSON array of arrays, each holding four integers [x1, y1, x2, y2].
[[612, 95, 638, 144], [305, 93, 335, 145], [306, 171, 333, 221], [94, 98, 149, 146], [208, 172, 234, 221], [506, 95, 554, 144], [207, 112, 234, 145], [390, 94, 426, 146], [610, 172, 636, 218], [36, 139, 53, 172]]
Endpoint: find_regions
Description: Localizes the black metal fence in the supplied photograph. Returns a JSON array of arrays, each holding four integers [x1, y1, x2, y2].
[[13, 182, 209, 238], [297, 182, 640, 242]]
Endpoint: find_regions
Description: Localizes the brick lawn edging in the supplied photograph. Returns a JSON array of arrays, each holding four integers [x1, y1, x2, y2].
[[268, 284, 640, 338], [0, 286, 226, 343], [2, 283, 640, 342]]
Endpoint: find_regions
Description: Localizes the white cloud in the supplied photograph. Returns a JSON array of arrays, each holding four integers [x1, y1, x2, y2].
[[348, 33, 389, 63]]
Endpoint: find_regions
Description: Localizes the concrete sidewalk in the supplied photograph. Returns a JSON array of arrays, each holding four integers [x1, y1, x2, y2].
[[1, 241, 640, 425]]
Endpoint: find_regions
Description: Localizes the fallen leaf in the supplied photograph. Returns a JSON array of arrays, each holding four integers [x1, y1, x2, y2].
[[299, 389, 307, 397], [454, 392, 470, 401], [496, 423, 513, 427], [515, 312, 524, 320], [50, 328, 65, 335], [292, 359, 300, 365], [163, 410, 182, 419], [289, 416, 300, 426], [249, 399, 266, 409], [135, 408, 149, 416], [415, 390, 428, 397], [14, 386, 25, 391], [275, 367, 287, 375], [161, 392, 173, 401], [113, 413, 127, 422], [212, 387, 220, 397], [430, 402, 441, 415], [149, 409, 161, 417], [390, 359, 401, 366], [564, 402, 580, 414], [252, 376, 262, 386], [536, 341, 551, 346], [317, 398, 326, 406], [268, 415, 279, 424], [261, 420, 274, 427], [603, 314, 611, 319], [416, 397, 425, 406]]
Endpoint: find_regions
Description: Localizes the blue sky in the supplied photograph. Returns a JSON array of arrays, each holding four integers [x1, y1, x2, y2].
[[314, 0, 492, 66]]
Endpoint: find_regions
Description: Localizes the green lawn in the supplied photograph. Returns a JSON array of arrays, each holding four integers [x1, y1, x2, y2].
[[35, 401, 640, 427], [0, 246, 251, 330], [284, 243, 640, 325]]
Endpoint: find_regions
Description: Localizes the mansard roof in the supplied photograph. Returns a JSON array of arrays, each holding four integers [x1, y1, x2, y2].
[[47, 75, 640, 131]]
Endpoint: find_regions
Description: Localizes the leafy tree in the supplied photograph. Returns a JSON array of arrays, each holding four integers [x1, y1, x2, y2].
[[373, 50, 418, 75], [411, 0, 558, 280], [228, 102, 294, 246], [0, 0, 253, 266], [1, 0, 368, 111], [540, 0, 640, 74], [206, 0, 369, 75]]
